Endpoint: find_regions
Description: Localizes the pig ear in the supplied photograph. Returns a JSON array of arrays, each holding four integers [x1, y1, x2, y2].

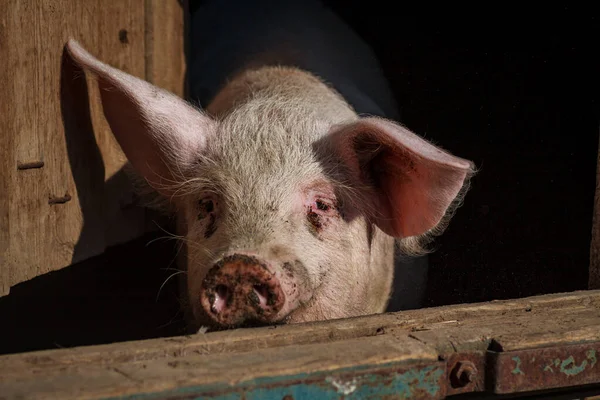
[[65, 39, 214, 198], [329, 117, 474, 238]]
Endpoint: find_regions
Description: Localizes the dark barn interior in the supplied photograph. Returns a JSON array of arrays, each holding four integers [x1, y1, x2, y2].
[[1, 4, 598, 355]]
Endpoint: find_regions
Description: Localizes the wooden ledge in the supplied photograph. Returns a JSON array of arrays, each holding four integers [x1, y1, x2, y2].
[[1, 290, 599, 399]]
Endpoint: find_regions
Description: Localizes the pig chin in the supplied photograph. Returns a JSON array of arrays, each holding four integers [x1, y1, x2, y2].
[[194, 252, 313, 328]]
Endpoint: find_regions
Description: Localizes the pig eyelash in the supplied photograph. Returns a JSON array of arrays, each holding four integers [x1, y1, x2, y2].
[[315, 199, 332, 212]]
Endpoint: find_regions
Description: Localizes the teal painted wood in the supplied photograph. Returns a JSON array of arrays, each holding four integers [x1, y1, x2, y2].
[[109, 361, 446, 400]]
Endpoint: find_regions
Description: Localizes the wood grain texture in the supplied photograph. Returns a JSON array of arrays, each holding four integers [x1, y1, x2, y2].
[[0, 290, 596, 370], [590, 126, 600, 289], [0, 335, 440, 400], [0, 290, 599, 399], [0, 1, 185, 296], [145, 0, 186, 97]]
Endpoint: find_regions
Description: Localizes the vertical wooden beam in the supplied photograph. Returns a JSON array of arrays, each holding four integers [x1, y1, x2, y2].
[[0, 0, 185, 296], [144, 0, 186, 98], [590, 126, 600, 289]]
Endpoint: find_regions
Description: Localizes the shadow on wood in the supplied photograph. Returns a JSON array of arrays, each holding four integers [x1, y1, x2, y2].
[[59, 44, 106, 264], [0, 48, 187, 356], [0, 231, 185, 356]]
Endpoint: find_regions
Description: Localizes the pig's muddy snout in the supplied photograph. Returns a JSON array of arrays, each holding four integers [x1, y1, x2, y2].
[[200, 254, 286, 326]]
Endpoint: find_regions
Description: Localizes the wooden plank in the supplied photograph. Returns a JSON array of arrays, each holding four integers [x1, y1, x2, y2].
[[0, 3, 13, 298], [0, 290, 599, 399], [0, 290, 597, 371], [0, 335, 444, 400], [590, 126, 600, 289], [0, 0, 145, 295], [0, 0, 185, 296], [144, 0, 186, 98]]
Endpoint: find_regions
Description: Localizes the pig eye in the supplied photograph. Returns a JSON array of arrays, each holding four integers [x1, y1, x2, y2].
[[312, 199, 336, 215], [307, 197, 338, 226], [306, 197, 339, 234], [197, 198, 215, 220], [197, 196, 219, 239], [315, 200, 330, 211]]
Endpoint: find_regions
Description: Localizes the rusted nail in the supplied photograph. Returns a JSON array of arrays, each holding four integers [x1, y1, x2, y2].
[[17, 161, 44, 170], [450, 360, 477, 388], [48, 194, 72, 205]]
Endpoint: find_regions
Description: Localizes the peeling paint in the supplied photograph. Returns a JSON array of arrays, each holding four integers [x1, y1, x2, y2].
[[587, 350, 597, 368], [111, 362, 445, 400], [398, 365, 445, 397], [560, 356, 587, 376], [490, 343, 600, 394], [511, 357, 524, 375], [543, 351, 597, 376], [325, 377, 357, 395]]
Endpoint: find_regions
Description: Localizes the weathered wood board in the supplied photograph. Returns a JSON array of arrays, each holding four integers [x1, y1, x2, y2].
[[0, 0, 186, 296], [1, 290, 599, 399]]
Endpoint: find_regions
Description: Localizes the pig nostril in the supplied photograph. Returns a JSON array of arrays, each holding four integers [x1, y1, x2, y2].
[[201, 256, 288, 325], [216, 284, 228, 299], [211, 284, 229, 314], [253, 284, 269, 307]]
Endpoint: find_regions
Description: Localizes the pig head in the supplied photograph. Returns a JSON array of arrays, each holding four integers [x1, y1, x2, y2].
[[66, 40, 474, 330]]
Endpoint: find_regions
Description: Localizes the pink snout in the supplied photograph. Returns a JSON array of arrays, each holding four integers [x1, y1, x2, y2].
[[200, 254, 286, 326]]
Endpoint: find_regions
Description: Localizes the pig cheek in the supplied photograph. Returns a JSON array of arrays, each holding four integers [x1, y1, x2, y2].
[[303, 216, 351, 289], [295, 218, 347, 292], [299, 219, 372, 320]]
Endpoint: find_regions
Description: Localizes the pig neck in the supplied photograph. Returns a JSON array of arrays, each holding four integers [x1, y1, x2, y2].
[[203, 65, 396, 314]]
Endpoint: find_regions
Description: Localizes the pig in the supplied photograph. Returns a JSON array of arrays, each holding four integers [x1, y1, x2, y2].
[[65, 0, 474, 331]]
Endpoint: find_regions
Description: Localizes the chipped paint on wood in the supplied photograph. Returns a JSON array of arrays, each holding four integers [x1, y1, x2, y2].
[[491, 343, 600, 394], [110, 362, 446, 400], [398, 365, 445, 397], [325, 376, 357, 395]]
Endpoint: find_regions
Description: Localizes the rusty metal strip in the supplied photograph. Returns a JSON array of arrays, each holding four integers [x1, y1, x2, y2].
[[488, 341, 600, 394]]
